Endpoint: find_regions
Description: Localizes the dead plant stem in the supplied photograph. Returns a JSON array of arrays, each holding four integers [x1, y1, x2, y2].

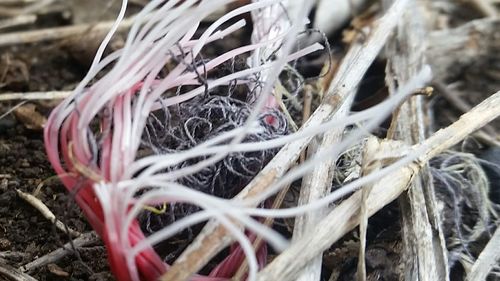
[[256, 90, 500, 281]]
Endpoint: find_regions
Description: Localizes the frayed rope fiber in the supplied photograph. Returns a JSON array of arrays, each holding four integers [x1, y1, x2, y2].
[[139, 90, 288, 261]]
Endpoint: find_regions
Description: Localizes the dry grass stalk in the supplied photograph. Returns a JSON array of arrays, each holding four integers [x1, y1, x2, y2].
[[293, 93, 355, 281], [418, 90, 500, 163], [466, 226, 500, 280], [433, 81, 498, 137], [0, 91, 72, 101], [0, 14, 36, 30], [426, 18, 500, 79], [0, 101, 25, 121], [0, 0, 54, 17], [256, 137, 412, 281], [0, 17, 134, 47], [20, 232, 99, 273], [0, 0, 37, 4], [468, 0, 498, 17], [441, 110, 500, 147], [255, 90, 500, 281], [299, 85, 313, 163], [232, 182, 292, 280], [15, 189, 81, 238], [159, 1, 411, 280], [357, 137, 381, 281], [0, 259, 37, 281], [472, 130, 500, 147], [384, 0, 449, 280]]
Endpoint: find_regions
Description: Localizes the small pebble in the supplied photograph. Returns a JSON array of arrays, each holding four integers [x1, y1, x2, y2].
[[47, 263, 70, 277], [21, 159, 30, 168], [0, 238, 12, 250]]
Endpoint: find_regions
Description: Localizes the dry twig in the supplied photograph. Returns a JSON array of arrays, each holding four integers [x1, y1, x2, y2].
[[255, 90, 500, 281], [0, 259, 38, 281], [0, 0, 37, 4], [385, 0, 449, 280], [356, 138, 380, 281], [299, 85, 313, 163], [293, 92, 355, 281], [433, 81, 498, 137], [20, 232, 99, 273], [0, 91, 72, 101], [0, 17, 134, 47], [16, 189, 81, 238], [0, 251, 29, 260], [466, 226, 500, 281], [232, 183, 292, 280], [0, 14, 36, 30], [0, 0, 54, 17]]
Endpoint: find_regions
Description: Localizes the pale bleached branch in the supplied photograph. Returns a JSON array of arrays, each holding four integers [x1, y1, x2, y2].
[[20, 232, 99, 273], [0, 91, 72, 101], [0, 14, 36, 30], [0, 259, 37, 281], [466, 226, 500, 281], [292, 94, 355, 281], [385, 0, 449, 280], [16, 189, 81, 238], [0, 17, 134, 47]]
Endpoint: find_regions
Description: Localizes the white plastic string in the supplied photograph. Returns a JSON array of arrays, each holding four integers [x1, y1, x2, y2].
[[124, 78, 415, 181], [125, 185, 288, 254], [109, 67, 431, 267]]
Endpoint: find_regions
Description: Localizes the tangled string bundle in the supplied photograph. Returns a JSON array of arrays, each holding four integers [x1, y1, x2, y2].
[[143, 94, 288, 198], [140, 92, 288, 262]]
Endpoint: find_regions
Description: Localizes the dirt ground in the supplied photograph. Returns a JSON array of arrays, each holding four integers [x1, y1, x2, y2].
[[0, 119, 112, 281], [0, 2, 123, 280]]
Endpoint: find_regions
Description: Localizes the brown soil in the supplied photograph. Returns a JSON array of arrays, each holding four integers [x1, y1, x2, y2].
[[0, 1, 127, 280], [0, 123, 113, 281]]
